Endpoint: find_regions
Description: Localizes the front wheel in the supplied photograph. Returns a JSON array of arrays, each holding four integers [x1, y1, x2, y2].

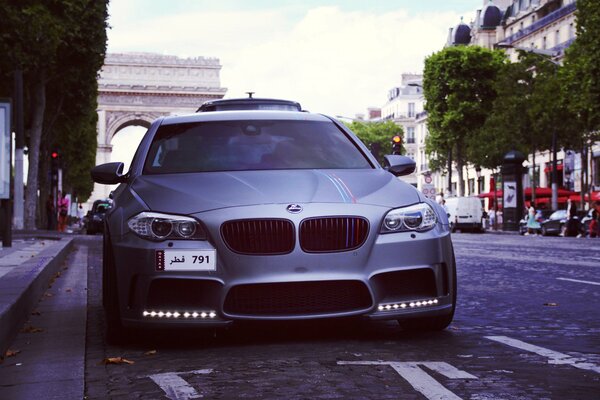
[[399, 251, 457, 331], [103, 233, 130, 345]]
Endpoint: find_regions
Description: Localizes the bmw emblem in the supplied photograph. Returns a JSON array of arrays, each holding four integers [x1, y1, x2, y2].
[[286, 204, 303, 214]]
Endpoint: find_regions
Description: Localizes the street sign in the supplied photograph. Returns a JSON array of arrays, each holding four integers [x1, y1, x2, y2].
[[422, 183, 436, 200], [0, 101, 10, 199], [424, 175, 432, 184]]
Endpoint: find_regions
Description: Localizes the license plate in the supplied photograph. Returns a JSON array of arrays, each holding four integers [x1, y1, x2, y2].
[[156, 250, 216, 271]]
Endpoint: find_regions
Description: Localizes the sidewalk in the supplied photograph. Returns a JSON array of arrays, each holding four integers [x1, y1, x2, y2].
[[0, 231, 77, 358]]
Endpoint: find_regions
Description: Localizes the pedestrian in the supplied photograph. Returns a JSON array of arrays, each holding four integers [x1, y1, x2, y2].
[[590, 200, 600, 238], [77, 203, 85, 227], [526, 203, 540, 235], [565, 198, 579, 237], [57, 191, 69, 233], [45, 194, 56, 230], [489, 207, 496, 230]]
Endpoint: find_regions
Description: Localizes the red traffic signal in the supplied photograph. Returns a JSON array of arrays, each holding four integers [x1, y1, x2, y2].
[[51, 151, 59, 159]]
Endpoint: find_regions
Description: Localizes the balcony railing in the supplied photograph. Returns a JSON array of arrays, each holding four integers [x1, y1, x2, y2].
[[406, 138, 416, 144], [501, 2, 576, 45]]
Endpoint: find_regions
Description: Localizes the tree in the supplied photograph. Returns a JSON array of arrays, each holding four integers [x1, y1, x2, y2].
[[423, 46, 505, 196], [0, 0, 108, 228], [562, 0, 600, 201], [345, 120, 404, 164]]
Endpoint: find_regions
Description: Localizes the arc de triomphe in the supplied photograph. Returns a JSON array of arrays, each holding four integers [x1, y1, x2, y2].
[[90, 52, 227, 205]]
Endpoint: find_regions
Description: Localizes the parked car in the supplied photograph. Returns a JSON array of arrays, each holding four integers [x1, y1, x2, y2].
[[92, 100, 456, 343], [85, 199, 112, 235], [518, 209, 554, 235], [445, 196, 484, 233]]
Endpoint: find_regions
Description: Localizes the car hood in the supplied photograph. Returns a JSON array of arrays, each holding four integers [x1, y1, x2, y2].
[[130, 169, 421, 214]]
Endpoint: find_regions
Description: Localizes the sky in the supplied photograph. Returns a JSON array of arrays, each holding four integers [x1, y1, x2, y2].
[[106, 0, 481, 117], [107, 0, 481, 166]]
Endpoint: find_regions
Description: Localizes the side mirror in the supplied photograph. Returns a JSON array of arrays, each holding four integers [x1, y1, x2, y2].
[[383, 155, 416, 177], [91, 162, 126, 185]]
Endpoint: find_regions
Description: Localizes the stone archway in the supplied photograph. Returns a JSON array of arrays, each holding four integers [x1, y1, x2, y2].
[[89, 53, 227, 205]]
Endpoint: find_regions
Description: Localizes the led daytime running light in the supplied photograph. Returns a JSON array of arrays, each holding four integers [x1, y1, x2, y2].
[[142, 310, 217, 319], [377, 298, 439, 312]]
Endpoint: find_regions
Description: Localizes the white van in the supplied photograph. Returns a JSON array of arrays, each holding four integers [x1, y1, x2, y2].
[[444, 196, 485, 233]]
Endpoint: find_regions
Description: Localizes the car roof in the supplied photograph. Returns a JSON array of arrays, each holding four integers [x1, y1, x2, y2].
[[160, 110, 332, 125], [197, 97, 302, 112]]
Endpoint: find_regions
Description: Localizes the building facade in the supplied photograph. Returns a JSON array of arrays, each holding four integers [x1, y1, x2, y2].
[[388, 0, 599, 210], [381, 73, 425, 188]]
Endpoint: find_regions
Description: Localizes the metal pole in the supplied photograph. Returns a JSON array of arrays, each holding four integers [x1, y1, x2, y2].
[[551, 125, 558, 210]]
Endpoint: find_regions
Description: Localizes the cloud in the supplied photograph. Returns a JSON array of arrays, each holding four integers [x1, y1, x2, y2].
[[107, 3, 462, 117]]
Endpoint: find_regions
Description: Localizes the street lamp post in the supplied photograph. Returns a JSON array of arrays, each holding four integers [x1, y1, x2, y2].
[[495, 43, 561, 210]]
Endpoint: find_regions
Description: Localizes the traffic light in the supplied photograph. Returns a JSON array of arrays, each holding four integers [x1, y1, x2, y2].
[[391, 135, 402, 155], [50, 150, 59, 184]]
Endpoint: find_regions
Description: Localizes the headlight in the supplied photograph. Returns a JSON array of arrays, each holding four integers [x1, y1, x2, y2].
[[381, 203, 437, 233], [127, 212, 207, 241]]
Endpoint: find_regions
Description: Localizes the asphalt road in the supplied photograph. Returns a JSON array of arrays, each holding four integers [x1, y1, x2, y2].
[[4, 233, 600, 399]]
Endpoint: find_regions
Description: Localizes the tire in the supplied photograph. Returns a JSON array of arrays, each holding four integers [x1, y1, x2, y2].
[[103, 233, 130, 345], [399, 250, 457, 331]]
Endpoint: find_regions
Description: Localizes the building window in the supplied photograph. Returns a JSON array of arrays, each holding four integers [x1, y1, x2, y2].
[[468, 178, 475, 195], [555, 29, 560, 46], [407, 127, 415, 144], [542, 36, 547, 49], [408, 103, 415, 118], [569, 23, 575, 38]]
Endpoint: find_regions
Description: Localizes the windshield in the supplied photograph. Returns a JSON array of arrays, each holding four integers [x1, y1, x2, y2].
[[143, 120, 372, 174]]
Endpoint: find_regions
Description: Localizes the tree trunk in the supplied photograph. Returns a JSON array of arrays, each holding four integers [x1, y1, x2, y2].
[[446, 148, 453, 197], [456, 144, 464, 197], [24, 73, 46, 230], [457, 160, 465, 197]]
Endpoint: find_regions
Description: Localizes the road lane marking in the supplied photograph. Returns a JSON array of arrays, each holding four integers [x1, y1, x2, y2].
[[557, 277, 600, 286], [485, 336, 600, 374], [148, 369, 213, 399], [338, 361, 476, 400]]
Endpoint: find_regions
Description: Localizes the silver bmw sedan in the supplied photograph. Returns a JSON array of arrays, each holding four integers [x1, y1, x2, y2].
[[92, 103, 455, 343]]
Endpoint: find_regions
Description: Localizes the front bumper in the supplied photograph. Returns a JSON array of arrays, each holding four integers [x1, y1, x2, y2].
[[109, 204, 455, 328]]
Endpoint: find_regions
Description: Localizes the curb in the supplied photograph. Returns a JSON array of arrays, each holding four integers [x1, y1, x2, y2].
[[0, 237, 75, 357]]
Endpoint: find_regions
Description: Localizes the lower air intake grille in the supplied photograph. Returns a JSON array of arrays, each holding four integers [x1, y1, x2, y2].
[[300, 217, 369, 252], [221, 219, 294, 255], [224, 281, 372, 316]]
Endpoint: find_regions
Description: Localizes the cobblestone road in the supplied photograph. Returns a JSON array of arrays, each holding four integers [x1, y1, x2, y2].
[[80, 233, 600, 399]]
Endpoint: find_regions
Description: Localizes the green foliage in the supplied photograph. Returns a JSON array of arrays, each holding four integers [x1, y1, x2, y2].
[[423, 45, 504, 194], [0, 0, 108, 208], [472, 52, 572, 169], [345, 120, 404, 164], [563, 0, 600, 138]]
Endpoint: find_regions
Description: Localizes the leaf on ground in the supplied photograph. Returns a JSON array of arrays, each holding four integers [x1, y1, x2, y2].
[[5, 349, 21, 358], [101, 357, 135, 365], [21, 325, 44, 333], [144, 350, 157, 356], [543, 302, 559, 307], [31, 310, 41, 316], [65, 288, 72, 292], [44, 292, 53, 298]]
